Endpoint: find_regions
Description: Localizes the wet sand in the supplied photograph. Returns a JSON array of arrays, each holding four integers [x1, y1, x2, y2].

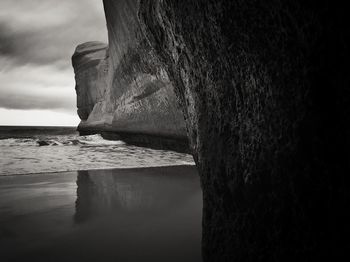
[[0, 165, 202, 262]]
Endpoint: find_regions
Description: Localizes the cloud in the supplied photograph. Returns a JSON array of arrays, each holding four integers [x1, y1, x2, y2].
[[0, 62, 76, 111], [0, 0, 107, 123], [0, 95, 74, 111], [0, 0, 107, 66]]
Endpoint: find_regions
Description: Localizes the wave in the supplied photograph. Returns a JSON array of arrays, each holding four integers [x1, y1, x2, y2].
[[0, 132, 195, 176], [77, 134, 125, 145], [0, 134, 125, 147], [0, 138, 38, 146]]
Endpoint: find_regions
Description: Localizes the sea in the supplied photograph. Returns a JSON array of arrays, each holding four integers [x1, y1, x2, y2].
[[0, 126, 195, 176], [0, 126, 202, 262]]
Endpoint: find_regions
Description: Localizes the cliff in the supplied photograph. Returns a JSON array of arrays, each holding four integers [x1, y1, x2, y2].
[[138, 0, 350, 261], [72, 1, 187, 152], [73, 0, 350, 261], [72, 42, 110, 124]]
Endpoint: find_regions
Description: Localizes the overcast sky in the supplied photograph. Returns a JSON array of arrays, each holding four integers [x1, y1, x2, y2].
[[0, 0, 107, 126]]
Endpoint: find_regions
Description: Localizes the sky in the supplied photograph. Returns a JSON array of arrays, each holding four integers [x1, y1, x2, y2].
[[0, 0, 107, 126]]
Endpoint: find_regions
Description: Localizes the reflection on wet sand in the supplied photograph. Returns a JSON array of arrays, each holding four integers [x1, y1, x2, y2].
[[73, 166, 202, 262], [75, 167, 201, 222], [0, 166, 202, 262]]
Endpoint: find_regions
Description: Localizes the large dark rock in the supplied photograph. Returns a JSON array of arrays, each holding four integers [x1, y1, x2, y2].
[[138, 0, 350, 261], [72, 0, 188, 152]]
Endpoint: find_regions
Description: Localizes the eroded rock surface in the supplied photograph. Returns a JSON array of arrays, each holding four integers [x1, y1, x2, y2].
[[138, 0, 350, 261], [72, 1, 187, 152], [73, 0, 350, 260], [73, 41, 109, 123]]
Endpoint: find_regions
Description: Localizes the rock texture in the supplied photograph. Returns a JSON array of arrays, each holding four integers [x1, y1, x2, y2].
[[138, 0, 350, 261], [73, 42, 109, 123], [73, 0, 350, 260], [72, 2, 188, 152]]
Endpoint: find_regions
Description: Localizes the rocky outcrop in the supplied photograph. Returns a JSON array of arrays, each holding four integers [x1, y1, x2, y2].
[[138, 0, 350, 261], [73, 42, 109, 123], [72, 0, 350, 260], [72, 1, 187, 152]]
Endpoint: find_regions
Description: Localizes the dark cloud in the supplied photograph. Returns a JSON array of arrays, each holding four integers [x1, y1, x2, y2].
[[0, 0, 107, 66], [0, 0, 107, 117], [0, 22, 67, 65], [0, 24, 17, 55], [0, 93, 75, 111]]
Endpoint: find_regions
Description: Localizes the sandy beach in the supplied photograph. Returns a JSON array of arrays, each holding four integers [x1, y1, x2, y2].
[[0, 165, 202, 262]]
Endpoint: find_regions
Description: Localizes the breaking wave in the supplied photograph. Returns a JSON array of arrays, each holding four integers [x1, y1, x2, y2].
[[0, 134, 125, 147], [0, 132, 194, 176]]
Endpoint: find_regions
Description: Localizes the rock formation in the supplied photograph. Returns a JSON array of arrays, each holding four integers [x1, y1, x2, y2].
[[72, 3, 188, 152], [72, 42, 109, 124], [73, 0, 350, 261], [138, 0, 350, 261]]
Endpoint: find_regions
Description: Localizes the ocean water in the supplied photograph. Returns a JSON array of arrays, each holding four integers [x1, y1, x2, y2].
[[0, 126, 195, 176]]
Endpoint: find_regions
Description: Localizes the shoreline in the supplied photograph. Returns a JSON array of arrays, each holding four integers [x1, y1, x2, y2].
[[0, 164, 196, 177]]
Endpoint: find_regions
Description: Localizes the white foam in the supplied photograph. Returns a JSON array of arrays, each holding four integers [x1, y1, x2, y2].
[[0, 138, 38, 147], [77, 134, 125, 146], [0, 133, 195, 176]]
